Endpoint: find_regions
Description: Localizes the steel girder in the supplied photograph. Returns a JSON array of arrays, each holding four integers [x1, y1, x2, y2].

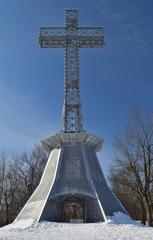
[[39, 9, 104, 132]]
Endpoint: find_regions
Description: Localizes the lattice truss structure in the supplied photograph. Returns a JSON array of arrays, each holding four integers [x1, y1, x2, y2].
[[39, 9, 104, 133]]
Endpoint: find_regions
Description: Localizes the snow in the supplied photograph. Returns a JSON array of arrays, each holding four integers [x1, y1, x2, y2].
[[0, 212, 153, 240], [107, 211, 140, 225]]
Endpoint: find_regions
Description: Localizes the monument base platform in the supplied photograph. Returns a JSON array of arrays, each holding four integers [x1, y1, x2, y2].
[[15, 132, 127, 223]]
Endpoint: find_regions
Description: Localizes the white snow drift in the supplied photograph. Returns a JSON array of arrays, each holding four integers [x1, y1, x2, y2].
[[0, 212, 153, 240]]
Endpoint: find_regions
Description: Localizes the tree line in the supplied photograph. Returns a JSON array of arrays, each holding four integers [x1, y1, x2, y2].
[[0, 145, 48, 226], [0, 107, 153, 227], [109, 108, 153, 226]]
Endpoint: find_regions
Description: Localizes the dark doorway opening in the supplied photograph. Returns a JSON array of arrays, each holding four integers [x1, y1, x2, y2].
[[63, 196, 84, 223]]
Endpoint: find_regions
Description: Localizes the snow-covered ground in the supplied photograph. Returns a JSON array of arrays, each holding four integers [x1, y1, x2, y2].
[[0, 212, 153, 240]]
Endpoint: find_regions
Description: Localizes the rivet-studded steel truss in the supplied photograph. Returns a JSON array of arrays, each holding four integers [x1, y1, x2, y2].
[[39, 9, 104, 133]]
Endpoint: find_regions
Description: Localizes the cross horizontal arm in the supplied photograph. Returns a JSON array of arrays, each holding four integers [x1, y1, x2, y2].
[[39, 27, 66, 48], [39, 26, 104, 48], [40, 27, 66, 36], [77, 27, 104, 48], [77, 27, 104, 36]]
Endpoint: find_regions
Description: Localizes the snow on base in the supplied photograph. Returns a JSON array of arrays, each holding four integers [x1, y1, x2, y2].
[[108, 211, 141, 225], [0, 213, 152, 240], [1, 219, 36, 230]]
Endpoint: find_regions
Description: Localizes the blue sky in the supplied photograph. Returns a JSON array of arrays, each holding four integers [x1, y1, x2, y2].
[[0, 0, 153, 175]]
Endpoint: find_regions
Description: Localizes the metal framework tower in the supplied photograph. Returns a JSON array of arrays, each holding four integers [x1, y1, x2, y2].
[[14, 9, 128, 224], [39, 9, 104, 132]]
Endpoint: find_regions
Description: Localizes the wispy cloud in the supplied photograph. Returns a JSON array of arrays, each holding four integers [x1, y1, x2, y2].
[[87, 0, 153, 56]]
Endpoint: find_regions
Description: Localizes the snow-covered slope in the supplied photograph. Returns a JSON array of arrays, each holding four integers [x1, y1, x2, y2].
[[0, 212, 153, 240]]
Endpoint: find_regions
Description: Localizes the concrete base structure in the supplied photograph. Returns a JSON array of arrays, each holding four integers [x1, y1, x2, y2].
[[15, 132, 127, 223]]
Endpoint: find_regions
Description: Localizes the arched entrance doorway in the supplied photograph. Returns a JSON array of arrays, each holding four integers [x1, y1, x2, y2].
[[63, 196, 84, 223]]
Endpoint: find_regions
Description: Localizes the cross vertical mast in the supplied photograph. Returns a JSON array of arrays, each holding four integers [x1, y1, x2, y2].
[[62, 9, 83, 132], [39, 9, 104, 133]]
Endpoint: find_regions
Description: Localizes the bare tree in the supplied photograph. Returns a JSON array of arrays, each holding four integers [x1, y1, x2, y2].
[[0, 151, 9, 226], [110, 167, 146, 224], [0, 145, 48, 226], [0, 152, 7, 206], [110, 108, 153, 226], [14, 145, 47, 196]]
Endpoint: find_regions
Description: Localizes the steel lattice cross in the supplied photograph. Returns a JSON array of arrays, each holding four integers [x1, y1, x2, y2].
[[39, 9, 104, 133]]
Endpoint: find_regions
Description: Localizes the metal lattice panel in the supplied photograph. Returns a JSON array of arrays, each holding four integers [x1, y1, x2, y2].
[[39, 9, 104, 133]]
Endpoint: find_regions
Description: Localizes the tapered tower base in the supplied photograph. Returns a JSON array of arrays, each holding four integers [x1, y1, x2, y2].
[[15, 132, 127, 223]]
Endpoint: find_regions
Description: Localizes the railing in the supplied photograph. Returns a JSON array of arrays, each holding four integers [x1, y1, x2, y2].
[[40, 27, 104, 37]]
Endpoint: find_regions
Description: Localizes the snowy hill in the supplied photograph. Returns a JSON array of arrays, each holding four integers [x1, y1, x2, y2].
[[0, 213, 153, 240]]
